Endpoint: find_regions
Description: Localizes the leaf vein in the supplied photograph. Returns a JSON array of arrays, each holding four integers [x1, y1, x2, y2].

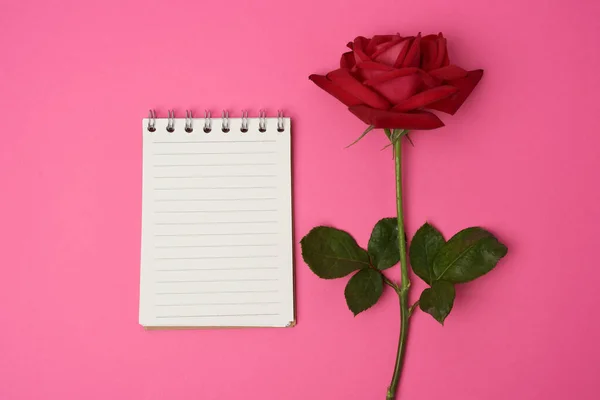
[[311, 252, 370, 265], [435, 239, 483, 280]]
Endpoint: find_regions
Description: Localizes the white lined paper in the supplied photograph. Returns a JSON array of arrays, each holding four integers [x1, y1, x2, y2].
[[139, 117, 294, 328]]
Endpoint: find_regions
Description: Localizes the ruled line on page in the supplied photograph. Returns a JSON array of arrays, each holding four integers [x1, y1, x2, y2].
[[154, 151, 277, 155], [154, 175, 277, 178], [154, 186, 277, 190], [152, 140, 276, 144], [154, 267, 279, 271], [154, 197, 277, 202], [156, 278, 279, 283], [156, 290, 279, 295], [154, 255, 278, 260], [156, 313, 280, 318], [154, 232, 278, 237], [154, 163, 277, 167], [154, 221, 277, 225], [156, 301, 280, 307], [154, 210, 277, 214], [154, 244, 277, 249]]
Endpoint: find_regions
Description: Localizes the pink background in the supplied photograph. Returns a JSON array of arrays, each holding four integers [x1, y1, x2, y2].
[[2, 0, 600, 399]]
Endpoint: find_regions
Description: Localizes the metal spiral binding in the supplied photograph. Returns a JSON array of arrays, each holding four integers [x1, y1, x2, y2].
[[166, 110, 175, 132], [145, 110, 286, 133], [203, 110, 212, 133], [221, 110, 230, 133], [277, 110, 285, 132], [147, 109, 157, 132], [258, 110, 267, 132], [185, 110, 193, 133], [240, 110, 249, 132]]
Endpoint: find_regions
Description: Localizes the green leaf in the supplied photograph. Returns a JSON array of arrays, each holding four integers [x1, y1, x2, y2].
[[346, 125, 375, 148], [367, 217, 400, 270], [300, 226, 370, 279], [419, 281, 455, 325], [344, 269, 384, 316], [409, 222, 445, 285], [433, 227, 508, 283]]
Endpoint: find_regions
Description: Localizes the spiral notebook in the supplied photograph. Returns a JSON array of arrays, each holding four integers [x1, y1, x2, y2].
[[139, 110, 294, 328]]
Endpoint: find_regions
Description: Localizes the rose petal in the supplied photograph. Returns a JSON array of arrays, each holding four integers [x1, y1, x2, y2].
[[354, 49, 371, 64], [416, 69, 441, 88], [367, 72, 422, 104], [427, 70, 484, 115], [356, 62, 395, 71], [363, 67, 419, 86], [370, 35, 400, 53], [349, 105, 444, 130], [402, 34, 421, 68], [433, 34, 447, 70], [371, 38, 401, 58], [363, 67, 439, 90], [429, 65, 468, 81], [354, 36, 370, 51], [352, 36, 372, 63], [373, 38, 409, 68], [341, 51, 356, 69], [309, 74, 363, 107], [355, 61, 395, 81], [366, 34, 400, 55], [392, 86, 458, 112], [420, 34, 439, 71], [372, 75, 422, 104], [442, 48, 450, 67], [393, 37, 412, 67], [327, 69, 391, 109]]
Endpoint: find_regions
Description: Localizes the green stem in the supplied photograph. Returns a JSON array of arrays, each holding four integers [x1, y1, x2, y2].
[[386, 135, 411, 400], [383, 276, 399, 291], [408, 301, 420, 317]]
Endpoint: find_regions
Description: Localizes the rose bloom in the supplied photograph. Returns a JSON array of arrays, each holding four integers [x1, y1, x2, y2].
[[309, 33, 483, 130]]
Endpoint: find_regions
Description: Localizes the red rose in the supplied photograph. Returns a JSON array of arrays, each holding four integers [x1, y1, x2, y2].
[[309, 33, 483, 130]]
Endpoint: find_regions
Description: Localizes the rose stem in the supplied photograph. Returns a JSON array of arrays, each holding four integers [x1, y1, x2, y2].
[[386, 133, 411, 400]]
